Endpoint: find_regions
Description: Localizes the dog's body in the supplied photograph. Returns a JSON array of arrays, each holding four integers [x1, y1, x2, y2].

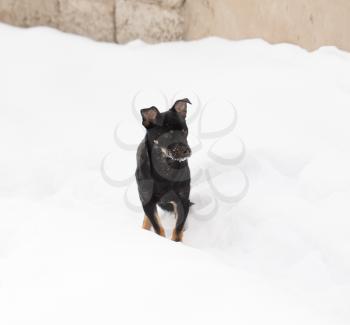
[[135, 99, 192, 242]]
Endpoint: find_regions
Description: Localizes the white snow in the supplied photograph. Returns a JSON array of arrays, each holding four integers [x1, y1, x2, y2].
[[1, 23, 350, 324]]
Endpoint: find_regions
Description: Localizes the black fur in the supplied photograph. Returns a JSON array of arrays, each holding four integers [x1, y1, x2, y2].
[[135, 98, 192, 241]]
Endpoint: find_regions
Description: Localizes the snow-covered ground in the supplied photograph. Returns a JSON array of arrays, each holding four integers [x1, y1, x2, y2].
[[1, 23, 350, 324]]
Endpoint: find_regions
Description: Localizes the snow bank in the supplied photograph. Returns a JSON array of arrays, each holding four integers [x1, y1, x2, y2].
[[1, 24, 350, 324]]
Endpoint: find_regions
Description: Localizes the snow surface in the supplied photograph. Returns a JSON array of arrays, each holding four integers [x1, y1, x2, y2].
[[1, 23, 350, 324]]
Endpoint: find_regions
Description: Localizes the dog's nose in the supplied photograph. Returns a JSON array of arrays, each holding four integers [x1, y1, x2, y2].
[[179, 146, 191, 158], [183, 147, 191, 156], [169, 143, 191, 159]]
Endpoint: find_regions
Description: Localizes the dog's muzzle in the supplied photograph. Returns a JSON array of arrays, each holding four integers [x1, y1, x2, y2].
[[165, 143, 192, 161]]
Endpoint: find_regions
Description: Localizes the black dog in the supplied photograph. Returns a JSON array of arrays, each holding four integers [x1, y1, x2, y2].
[[135, 98, 192, 242]]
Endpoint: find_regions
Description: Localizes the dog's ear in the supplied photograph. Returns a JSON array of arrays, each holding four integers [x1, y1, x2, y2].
[[140, 106, 160, 128], [171, 98, 191, 119]]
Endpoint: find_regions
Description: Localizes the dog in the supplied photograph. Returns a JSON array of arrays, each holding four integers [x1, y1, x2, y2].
[[135, 98, 192, 242]]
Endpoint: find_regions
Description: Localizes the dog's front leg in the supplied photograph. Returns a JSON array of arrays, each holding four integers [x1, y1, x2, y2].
[[142, 202, 165, 237], [171, 199, 190, 242]]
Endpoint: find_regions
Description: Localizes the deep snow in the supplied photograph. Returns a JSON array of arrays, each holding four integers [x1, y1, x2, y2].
[[1, 23, 350, 324]]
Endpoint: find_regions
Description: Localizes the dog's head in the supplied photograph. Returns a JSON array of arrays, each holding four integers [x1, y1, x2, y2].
[[140, 98, 192, 162]]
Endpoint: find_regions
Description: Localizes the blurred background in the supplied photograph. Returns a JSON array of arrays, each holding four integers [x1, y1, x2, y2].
[[0, 0, 349, 51]]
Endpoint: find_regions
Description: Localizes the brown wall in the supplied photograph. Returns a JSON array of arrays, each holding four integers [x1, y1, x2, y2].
[[184, 0, 350, 51], [0, 0, 350, 51], [0, 0, 184, 43]]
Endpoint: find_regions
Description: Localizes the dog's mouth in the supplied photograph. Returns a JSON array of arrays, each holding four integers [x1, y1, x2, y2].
[[160, 148, 191, 162]]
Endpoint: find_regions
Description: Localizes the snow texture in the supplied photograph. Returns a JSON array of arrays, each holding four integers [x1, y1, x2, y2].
[[1, 23, 350, 324]]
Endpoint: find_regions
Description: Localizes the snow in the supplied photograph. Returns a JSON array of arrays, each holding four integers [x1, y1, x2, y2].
[[1, 23, 350, 324]]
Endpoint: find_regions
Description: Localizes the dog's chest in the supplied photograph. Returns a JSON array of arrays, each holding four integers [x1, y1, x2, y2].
[[153, 156, 190, 183], [153, 179, 189, 203]]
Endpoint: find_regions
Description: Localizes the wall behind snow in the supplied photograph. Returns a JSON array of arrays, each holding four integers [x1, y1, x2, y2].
[[0, 0, 185, 43], [184, 0, 350, 51], [0, 0, 349, 51]]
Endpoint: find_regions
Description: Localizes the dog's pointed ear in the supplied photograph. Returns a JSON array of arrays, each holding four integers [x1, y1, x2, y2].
[[171, 98, 192, 119], [140, 106, 160, 128]]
